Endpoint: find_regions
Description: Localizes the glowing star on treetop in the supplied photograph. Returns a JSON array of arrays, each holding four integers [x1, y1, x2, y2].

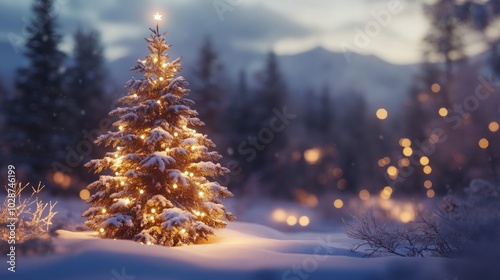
[[154, 12, 162, 21]]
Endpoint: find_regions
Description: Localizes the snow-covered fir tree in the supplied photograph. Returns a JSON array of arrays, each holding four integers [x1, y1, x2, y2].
[[83, 17, 235, 246]]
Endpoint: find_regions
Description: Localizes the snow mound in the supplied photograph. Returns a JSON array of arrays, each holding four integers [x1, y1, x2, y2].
[[1, 222, 455, 280]]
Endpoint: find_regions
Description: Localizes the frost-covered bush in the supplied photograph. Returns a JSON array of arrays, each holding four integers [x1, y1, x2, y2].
[[345, 179, 500, 257], [0, 182, 57, 255]]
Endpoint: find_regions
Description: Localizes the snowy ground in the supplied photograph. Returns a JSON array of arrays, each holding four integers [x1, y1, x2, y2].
[[3, 195, 493, 280], [2, 221, 465, 280]]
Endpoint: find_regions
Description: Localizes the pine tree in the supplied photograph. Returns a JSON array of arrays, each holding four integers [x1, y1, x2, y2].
[[68, 27, 108, 131], [191, 36, 226, 135], [8, 0, 67, 175], [423, 0, 465, 108], [83, 20, 235, 246]]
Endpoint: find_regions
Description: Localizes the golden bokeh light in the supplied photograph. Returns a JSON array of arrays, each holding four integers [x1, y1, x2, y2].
[[380, 186, 393, 200], [429, 134, 439, 144], [420, 156, 429, 166], [333, 199, 344, 209], [438, 107, 448, 117], [403, 147, 413, 157], [304, 148, 322, 164], [337, 179, 347, 190], [423, 165, 432, 174], [399, 158, 410, 167], [298, 216, 310, 227], [399, 211, 414, 223], [387, 166, 398, 177], [399, 138, 411, 147], [359, 189, 370, 201], [424, 180, 432, 189], [479, 138, 489, 149], [286, 215, 298, 226], [489, 121, 499, 132], [271, 209, 287, 222], [427, 189, 435, 198], [376, 108, 388, 120], [431, 83, 441, 93], [79, 189, 90, 200]]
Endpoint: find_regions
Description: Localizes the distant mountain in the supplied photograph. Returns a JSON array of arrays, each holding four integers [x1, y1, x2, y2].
[[279, 47, 419, 112], [108, 46, 419, 113]]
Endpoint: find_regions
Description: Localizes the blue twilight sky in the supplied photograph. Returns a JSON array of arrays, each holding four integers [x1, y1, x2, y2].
[[0, 0, 434, 65]]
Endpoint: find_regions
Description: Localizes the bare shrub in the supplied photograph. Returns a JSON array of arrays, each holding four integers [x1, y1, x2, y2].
[[0, 182, 58, 255], [345, 179, 500, 257]]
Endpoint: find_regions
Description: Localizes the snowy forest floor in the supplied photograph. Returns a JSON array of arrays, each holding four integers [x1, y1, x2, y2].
[[0, 197, 492, 280], [2, 222, 461, 280]]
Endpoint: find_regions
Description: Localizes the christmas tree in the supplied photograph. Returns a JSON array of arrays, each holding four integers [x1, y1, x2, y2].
[[83, 14, 235, 246]]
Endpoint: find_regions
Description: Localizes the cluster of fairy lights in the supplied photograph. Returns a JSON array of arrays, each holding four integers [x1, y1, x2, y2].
[[372, 82, 499, 200], [95, 13, 208, 244]]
